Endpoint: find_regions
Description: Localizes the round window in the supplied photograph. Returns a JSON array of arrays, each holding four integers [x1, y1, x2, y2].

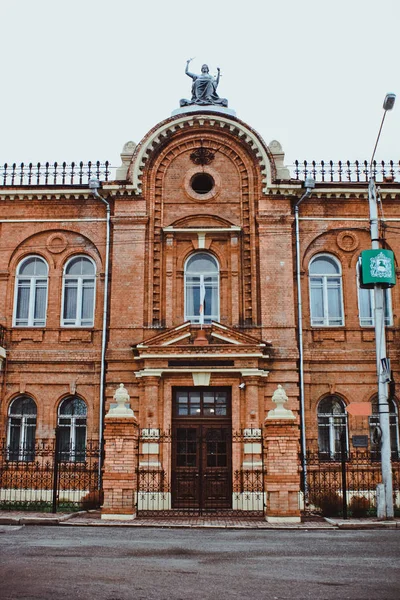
[[190, 173, 214, 195]]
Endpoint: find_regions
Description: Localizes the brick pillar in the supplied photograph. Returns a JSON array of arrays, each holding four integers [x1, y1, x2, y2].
[[140, 375, 161, 427], [264, 385, 301, 523], [243, 376, 260, 426], [101, 384, 139, 520]]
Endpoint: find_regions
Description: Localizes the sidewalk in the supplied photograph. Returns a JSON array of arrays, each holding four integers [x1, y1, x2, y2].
[[1, 510, 400, 529]]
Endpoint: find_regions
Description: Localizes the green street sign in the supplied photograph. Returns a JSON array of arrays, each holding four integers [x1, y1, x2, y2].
[[360, 249, 396, 288]]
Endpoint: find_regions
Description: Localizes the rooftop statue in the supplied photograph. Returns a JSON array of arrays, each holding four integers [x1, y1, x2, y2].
[[180, 59, 228, 108]]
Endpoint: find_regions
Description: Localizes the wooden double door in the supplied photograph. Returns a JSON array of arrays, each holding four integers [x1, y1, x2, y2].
[[172, 388, 232, 511]]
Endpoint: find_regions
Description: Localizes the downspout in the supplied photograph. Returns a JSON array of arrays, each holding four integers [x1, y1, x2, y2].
[[294, 177, 315, 506], [89, 179, 110, 488]]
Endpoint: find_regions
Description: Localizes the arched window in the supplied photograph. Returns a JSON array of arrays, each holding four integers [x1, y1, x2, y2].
[[62, 256, 96, 327], [318, 396, 347, 459], [184, 253, 219, 324], [357, 260, 392, 327], [7, 396, 37, 461], [370, 396, 399, 459], [58, 396, 87, 462], [14, 256, 48, 327], [309, 255, 344, 327]]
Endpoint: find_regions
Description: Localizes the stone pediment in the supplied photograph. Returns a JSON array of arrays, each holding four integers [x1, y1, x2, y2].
[[133, 322, 270, 358]]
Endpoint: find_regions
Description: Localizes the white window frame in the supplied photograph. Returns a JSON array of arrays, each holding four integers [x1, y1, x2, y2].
[[357, 259, 392, 327], [61, 255, 96, 327], [13, 256, 48, 327], [317, 396, 348, 459], [309, 254, 344, 327], [184, 252, 220, 324], [7, 396, 37, 461], [58, 397, 87, 462]]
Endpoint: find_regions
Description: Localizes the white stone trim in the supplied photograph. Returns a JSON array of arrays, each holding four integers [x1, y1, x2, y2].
[[101, 513, 136, 521], [135, 353, 265, 359], [161, 333, 191, 346], [163, 226, 241, 233], [265, 516, 301, 524], [135, 367, 269, 378], [129, 114, 274, 194], [211, 332, 241, 345]]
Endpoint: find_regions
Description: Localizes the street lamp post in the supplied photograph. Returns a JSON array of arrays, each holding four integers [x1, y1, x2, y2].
[[368, 93, 396, 519]]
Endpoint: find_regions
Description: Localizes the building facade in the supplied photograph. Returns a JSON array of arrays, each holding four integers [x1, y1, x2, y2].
[[1, 102, 399, 519]]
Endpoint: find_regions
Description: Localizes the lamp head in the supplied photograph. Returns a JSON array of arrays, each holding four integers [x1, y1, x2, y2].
[[383, 93, 396, 111]]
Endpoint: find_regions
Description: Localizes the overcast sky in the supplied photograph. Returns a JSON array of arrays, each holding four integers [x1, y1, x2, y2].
[[1, 0, 399, 172]]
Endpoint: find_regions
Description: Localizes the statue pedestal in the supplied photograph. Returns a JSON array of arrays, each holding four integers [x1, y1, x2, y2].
[[171, 105, 237, 118]]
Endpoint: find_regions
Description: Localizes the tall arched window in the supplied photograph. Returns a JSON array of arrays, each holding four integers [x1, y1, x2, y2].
[[184, 253, 219, 324], [309, 254, 344, 326], [7, 396, 37, 461], [58, 396, 87, 462], [357, 260, 392, 327], [370, 396, 399, 459], [318, 396, 347, 459], [62, 256, 96, 327], [14, 256, 48, 327]]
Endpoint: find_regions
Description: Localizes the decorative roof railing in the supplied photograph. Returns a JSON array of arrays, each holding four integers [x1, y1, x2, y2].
[[292, 160, 400, 183], [0, 161, 111, 186], [1, 159, 399, 187]]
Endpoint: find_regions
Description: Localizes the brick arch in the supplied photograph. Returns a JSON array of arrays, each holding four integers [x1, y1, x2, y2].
[[143, 128, 261, 327], [8, 229, 103, 273], [127, 113, 275, 194]]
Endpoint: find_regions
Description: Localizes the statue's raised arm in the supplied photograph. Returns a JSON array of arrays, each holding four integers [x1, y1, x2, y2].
[[185, 58, 196, 80], [180, 60, 228, 108]]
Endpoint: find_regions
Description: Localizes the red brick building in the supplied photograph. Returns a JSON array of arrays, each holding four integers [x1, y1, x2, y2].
[[1, 104, 399, 520]]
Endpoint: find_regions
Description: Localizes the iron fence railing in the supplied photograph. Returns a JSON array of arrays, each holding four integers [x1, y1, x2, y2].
[[292, 159, 400, 183], [0, 437, 100, 512], [306, 450, 400, 517], [0, 161, 111, 187]]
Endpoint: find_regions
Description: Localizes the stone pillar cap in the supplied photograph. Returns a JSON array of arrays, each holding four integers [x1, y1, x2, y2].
[[106, 383, 136, 419]]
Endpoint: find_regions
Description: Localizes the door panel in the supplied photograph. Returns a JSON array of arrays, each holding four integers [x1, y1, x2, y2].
[[172, 423, 232, 510]]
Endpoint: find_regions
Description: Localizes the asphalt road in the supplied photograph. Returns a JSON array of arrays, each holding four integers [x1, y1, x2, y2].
[[0, 526, 399, 600]]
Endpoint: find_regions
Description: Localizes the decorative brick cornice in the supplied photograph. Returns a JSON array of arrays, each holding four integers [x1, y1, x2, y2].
[[127, 113, 277, 194]]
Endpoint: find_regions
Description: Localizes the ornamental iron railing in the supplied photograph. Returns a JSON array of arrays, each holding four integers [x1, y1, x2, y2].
[[0, 435, 100, 512], [136, 427, 265, 518], [0, 161, 110, 187], [306, 450, 400, 518], [292, 160, 400, 183]]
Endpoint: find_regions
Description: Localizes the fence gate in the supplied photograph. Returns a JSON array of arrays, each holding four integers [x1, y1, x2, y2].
[[0, 433, 100, 512], [136, 428, 265, 517]]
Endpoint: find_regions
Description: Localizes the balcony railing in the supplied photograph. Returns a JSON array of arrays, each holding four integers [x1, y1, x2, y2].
[[0, 161, 111, 187], [292, 160, 400, 183]]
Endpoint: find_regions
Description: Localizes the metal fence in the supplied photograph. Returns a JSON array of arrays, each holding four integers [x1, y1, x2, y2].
[[306, 451, 400, 517], [0, 436, 100, 512], [0, 161, 111, 187], [136, 428, 265, 517], [292, 160, 400, 183]]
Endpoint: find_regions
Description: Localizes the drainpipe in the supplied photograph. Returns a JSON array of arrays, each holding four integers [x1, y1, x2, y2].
[[89, 179, 110, 487], [294, 177, 315, 505]]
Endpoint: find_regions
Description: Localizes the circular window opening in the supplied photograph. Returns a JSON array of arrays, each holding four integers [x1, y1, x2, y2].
[[191, 173, 214, 195]]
